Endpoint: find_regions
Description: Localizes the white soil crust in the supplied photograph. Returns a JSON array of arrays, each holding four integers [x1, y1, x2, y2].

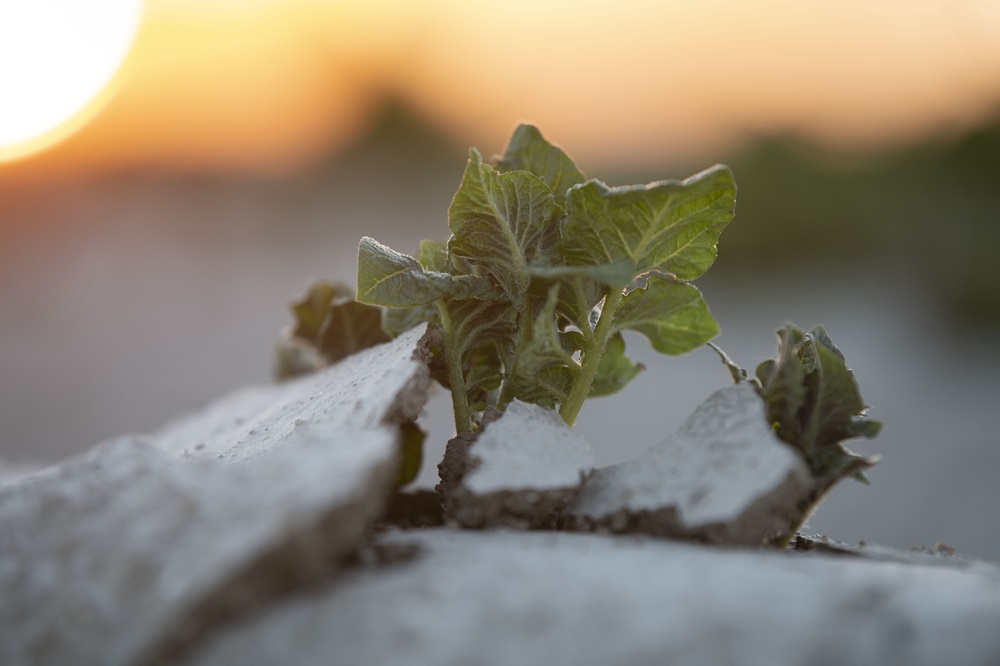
[[437, 401, 594, 529], [182, 529, 1000, 666], [0, 326, 435, 666], [6, 324, 989, 666], [562, 384, 816, 546]]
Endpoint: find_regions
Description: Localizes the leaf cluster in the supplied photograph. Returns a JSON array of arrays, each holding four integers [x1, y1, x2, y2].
[[357, 124, 736, 432], [714, 323, 882, 489]]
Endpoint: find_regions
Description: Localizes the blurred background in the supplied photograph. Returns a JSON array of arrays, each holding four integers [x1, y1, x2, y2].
[[2, 0, 999, 558]]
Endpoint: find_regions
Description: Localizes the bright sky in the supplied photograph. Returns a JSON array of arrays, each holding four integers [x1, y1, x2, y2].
[[3, 0, 1000, 178]]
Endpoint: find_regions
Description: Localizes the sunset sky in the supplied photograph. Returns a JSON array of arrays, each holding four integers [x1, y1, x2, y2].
[[3, 0, 1000, 180]]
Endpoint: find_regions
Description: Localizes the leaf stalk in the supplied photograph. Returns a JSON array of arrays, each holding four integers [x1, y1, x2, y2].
[[435, 301, 474, 433], [559, 287, 624, 426]]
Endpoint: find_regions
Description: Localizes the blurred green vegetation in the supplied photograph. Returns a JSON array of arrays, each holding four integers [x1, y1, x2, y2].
[[713, 119, 1000, 327]]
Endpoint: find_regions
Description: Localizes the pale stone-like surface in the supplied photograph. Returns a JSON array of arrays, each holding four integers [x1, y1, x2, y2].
[[439, 400, 594, 528], [0, 326, 431, 666], [566, 384, 813, 545], [154, 325, 432, 461], [185, 528, 1000, 666], [0, 458, 39, 488], [463, 400, 594, 494]]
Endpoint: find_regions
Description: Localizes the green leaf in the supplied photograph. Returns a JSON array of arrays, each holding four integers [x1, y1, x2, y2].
[[561, 165, 736, 279], [448, 148, 561, 309], [501, 285, 578, 408], [317, 300, 392, 362], [440, 297, 517, 411], [396, 421, 425, 486], [418, 239, 449, 272], [848, 418, 883, 439], [289, 281, 350, 342], [463, 343, 505, 411], [382, 305, 437, 338], [495, 124, 587, 208], [758, 326, 810, 447], [527, 259, 636, 289], [612, 274, 720, 355], [758, 323, 881, 486], [589, 333, 643, 397], [527, 260, 634, 331], [803, 325, 877, 450], [357, 236, 498, 307]]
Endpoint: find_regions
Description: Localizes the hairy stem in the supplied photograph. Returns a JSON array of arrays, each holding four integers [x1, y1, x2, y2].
[[559, 287, 624, 426], [436, 301, 473, 433]]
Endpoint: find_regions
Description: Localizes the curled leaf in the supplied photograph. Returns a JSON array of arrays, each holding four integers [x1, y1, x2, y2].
[[357, 237, 498, 308], [757, 323, 882, 487]]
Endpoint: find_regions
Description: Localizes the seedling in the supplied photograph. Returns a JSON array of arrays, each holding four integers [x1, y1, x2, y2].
[[276, 125, 881, 516], [355, 124, 735, 433], [712, 323, 882, 494]]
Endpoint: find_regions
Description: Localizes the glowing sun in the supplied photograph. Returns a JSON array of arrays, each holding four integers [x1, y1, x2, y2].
[[0, 0, 143, 162]]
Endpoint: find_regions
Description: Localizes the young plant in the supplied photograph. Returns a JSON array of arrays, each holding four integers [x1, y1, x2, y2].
[[356, 124, 736, 433], [713, 323, 882, 495]]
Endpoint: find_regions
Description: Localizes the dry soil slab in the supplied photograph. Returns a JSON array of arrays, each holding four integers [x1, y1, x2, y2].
[[0, 326, 431, 666], [185, 528, 1000, 666]]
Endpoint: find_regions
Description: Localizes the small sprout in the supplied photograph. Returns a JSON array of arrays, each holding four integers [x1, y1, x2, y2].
[[356, 124, 736, 433], [715, 323, 882, 492], [275, 127, 888, 537]]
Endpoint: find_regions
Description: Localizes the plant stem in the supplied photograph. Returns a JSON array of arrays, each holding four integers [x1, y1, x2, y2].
[[559, 287, 624, 426], [496, 309, 532, 410], [435, 301, 473, 433]]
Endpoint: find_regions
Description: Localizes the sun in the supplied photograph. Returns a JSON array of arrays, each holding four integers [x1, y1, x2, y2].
[[0, 0, 143, 163]]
